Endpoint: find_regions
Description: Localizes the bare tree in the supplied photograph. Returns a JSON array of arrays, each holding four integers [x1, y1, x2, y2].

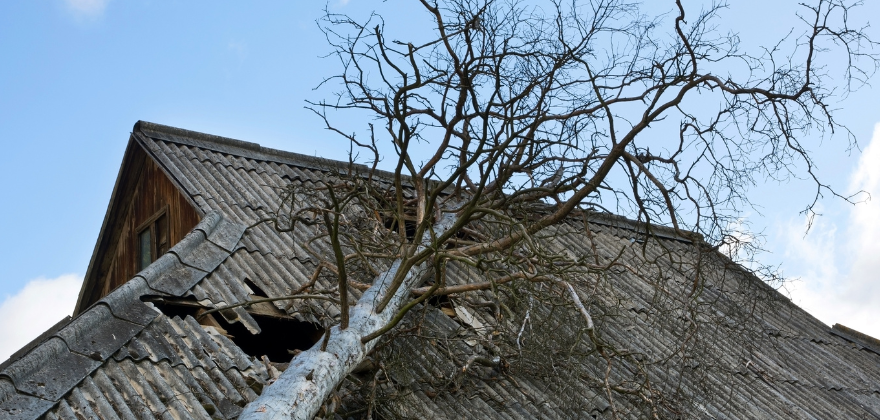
[[240, 0, 877, 418]]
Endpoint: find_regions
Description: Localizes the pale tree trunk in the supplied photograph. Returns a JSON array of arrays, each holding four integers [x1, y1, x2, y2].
[[239, 213, 456, 420]]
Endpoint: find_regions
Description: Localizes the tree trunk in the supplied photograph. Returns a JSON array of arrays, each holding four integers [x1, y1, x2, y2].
[[239, 213, 455, 420]]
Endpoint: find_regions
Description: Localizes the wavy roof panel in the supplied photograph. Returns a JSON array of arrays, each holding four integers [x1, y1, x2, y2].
[[1, 121, 878, 419]]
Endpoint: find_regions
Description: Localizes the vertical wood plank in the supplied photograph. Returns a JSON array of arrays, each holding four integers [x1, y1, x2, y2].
[[100, 156, 201, 298]]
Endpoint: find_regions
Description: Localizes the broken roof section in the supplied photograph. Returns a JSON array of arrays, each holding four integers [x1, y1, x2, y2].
[[2, 121, 880, 419], [0, 209, 263, 419]]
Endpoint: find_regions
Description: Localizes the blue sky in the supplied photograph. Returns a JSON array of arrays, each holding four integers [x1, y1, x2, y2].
[[1, 0, 878, 360]]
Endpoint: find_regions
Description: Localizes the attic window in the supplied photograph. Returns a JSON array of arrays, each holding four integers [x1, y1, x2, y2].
[[137, 207, 170, 271]]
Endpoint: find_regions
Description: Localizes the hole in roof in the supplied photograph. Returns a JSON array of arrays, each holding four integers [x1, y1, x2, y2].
[[142, 295, 202, 319], [427, 293, 452, 310], [429, 294, 456, 318], [372, 187, 419, 241], [142, 295, 325, 363], [382, 215, 417, 241], [244, 278, 269, 298], [417, 267, 455, 316], [211, 313, 324, 363]]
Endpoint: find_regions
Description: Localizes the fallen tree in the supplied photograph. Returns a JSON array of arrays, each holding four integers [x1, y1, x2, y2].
[[239, 235, 449, 419], [240, 0, 876, 418]]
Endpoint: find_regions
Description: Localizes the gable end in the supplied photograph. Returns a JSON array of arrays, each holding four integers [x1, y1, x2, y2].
[[74, 132, 202, 314]]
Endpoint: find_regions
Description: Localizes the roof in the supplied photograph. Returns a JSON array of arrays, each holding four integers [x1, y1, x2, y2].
[[2, 121, 880, 419]]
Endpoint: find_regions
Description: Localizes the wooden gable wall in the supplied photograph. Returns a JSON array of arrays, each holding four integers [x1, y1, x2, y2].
[[75, 139, 201, 314]]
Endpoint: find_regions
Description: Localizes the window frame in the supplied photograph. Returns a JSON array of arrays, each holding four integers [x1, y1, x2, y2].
[[135, 205, 170, 271]]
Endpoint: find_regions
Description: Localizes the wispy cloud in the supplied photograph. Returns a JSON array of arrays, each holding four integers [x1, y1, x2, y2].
[[783, 122, 880, 337], [228, 41, 248, 62], [719, 217, 755, 262], [0, 274, 81, 363], [63, 0, 110, 20]]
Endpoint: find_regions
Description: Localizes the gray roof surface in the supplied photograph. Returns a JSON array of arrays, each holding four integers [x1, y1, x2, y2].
[[0, 208, 271, 420], [1, 121, 879, 419]]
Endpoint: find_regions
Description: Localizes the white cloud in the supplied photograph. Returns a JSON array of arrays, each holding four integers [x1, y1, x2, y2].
[[781, 210, 841, 321], [0, 274, 81, 363], [784, 122, 880, 338], [63, 0, 110, 19], [719, 217, 756, 263]]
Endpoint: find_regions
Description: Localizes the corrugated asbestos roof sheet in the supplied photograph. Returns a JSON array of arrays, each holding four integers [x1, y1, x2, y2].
[[0, 207, 272, 419], [2, 121, 880, 419]]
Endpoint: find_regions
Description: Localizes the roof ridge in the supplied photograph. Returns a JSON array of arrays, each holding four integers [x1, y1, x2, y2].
[[577, 210, 699, 244], [135, 121, 706, 245], [135, 120, 377, 177], [135, 121, 261, 153], [830, 324, 880, 356]]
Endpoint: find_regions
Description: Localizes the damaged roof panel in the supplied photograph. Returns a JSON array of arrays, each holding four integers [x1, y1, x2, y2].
[[2, 121, 880, 419]]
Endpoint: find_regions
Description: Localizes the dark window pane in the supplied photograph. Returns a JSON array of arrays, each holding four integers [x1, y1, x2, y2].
[[138, 228, 152, 271], [156, 214, 169, 255]]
